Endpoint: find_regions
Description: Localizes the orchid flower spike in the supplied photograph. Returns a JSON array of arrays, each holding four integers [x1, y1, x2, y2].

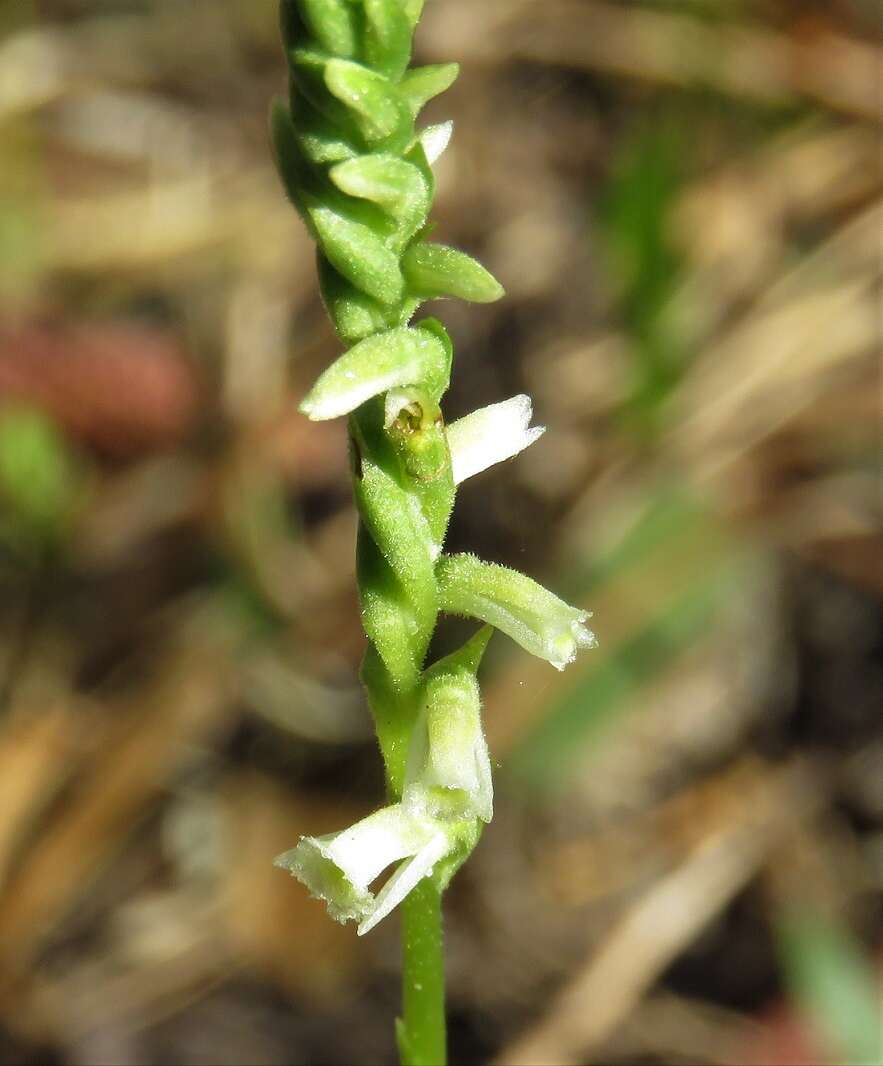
[[446, 394, 545, 485]]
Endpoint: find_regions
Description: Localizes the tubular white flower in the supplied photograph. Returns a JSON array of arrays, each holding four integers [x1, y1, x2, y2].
[[437, 554, 597, 671], [404, 672, 493, 824], [274, 801, 453, 935], [446, 394, 545, 485]]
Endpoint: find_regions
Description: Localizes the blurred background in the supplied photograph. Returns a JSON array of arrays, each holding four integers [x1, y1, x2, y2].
[[0, 1, 881, 1063]]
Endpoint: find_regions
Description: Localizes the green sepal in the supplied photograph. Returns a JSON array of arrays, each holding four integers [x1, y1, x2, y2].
[[325, 57, 413, 147], [330, 154, 431, 250], [399, 63, 460, 118], [403, 138, 436, 199], [300, 322, 450, 421], [363, 0, 413, 82], [402, 242, 505, 303], [298, 0, 359, 58], [308, 201, 404, 307]]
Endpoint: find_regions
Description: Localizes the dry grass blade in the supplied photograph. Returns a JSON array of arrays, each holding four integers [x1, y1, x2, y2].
[[498, 762, 821, 1065], [0, 637, 235, 992]]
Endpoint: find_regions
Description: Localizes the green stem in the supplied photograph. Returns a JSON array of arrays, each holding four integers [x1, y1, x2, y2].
[[398, 878, 447, 1066]]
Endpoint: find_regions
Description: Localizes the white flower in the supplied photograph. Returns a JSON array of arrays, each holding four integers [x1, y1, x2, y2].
[[436, 554, 597, 671], [274, 802, 450, 936], [446, 394, 545, 485], [404, 672, 493, 824]]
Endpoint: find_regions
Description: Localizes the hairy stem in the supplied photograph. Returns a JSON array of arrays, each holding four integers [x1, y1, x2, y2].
[[399, 879, 446, 1066]]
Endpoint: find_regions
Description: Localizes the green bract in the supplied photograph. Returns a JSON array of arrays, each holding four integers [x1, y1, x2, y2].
[[272, 7, 595, 1053]]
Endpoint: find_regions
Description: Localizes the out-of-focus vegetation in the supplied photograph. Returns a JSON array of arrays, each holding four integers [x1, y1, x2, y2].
[[0, 1, 880, 1063]]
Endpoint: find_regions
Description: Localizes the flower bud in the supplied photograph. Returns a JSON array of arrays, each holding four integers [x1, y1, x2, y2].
[[402, 242, 504, 304]]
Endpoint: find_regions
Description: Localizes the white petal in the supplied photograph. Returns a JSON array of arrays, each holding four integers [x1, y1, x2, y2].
[[357, 832, 449, 935], [280, 795, 483, 933], [419, 121, 453, 165], [447, 394, 545, 485], [323, 804, 432, 890]]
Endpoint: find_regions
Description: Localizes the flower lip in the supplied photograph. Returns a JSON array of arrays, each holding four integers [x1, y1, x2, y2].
[[545, 611, 598, 670], [274, 799, 458, 935]]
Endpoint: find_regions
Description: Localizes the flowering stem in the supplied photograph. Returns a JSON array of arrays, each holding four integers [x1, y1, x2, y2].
[[271, 4, 595, 1061], [399, 878, 446, 1066]]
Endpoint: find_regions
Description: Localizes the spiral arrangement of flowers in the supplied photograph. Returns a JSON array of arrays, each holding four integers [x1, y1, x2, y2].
[[271, 2, 595, 1059]]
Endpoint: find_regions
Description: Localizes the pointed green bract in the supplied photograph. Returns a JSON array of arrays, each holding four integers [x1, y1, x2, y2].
[[330, 155, 431, 248], [325, 57, 412, 144], [399, 63, 460, 117], [300, 324, 449, 420], [357, 528, 426, 697], [309, 203, 404, 306], [403, 242, 505, 303]]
